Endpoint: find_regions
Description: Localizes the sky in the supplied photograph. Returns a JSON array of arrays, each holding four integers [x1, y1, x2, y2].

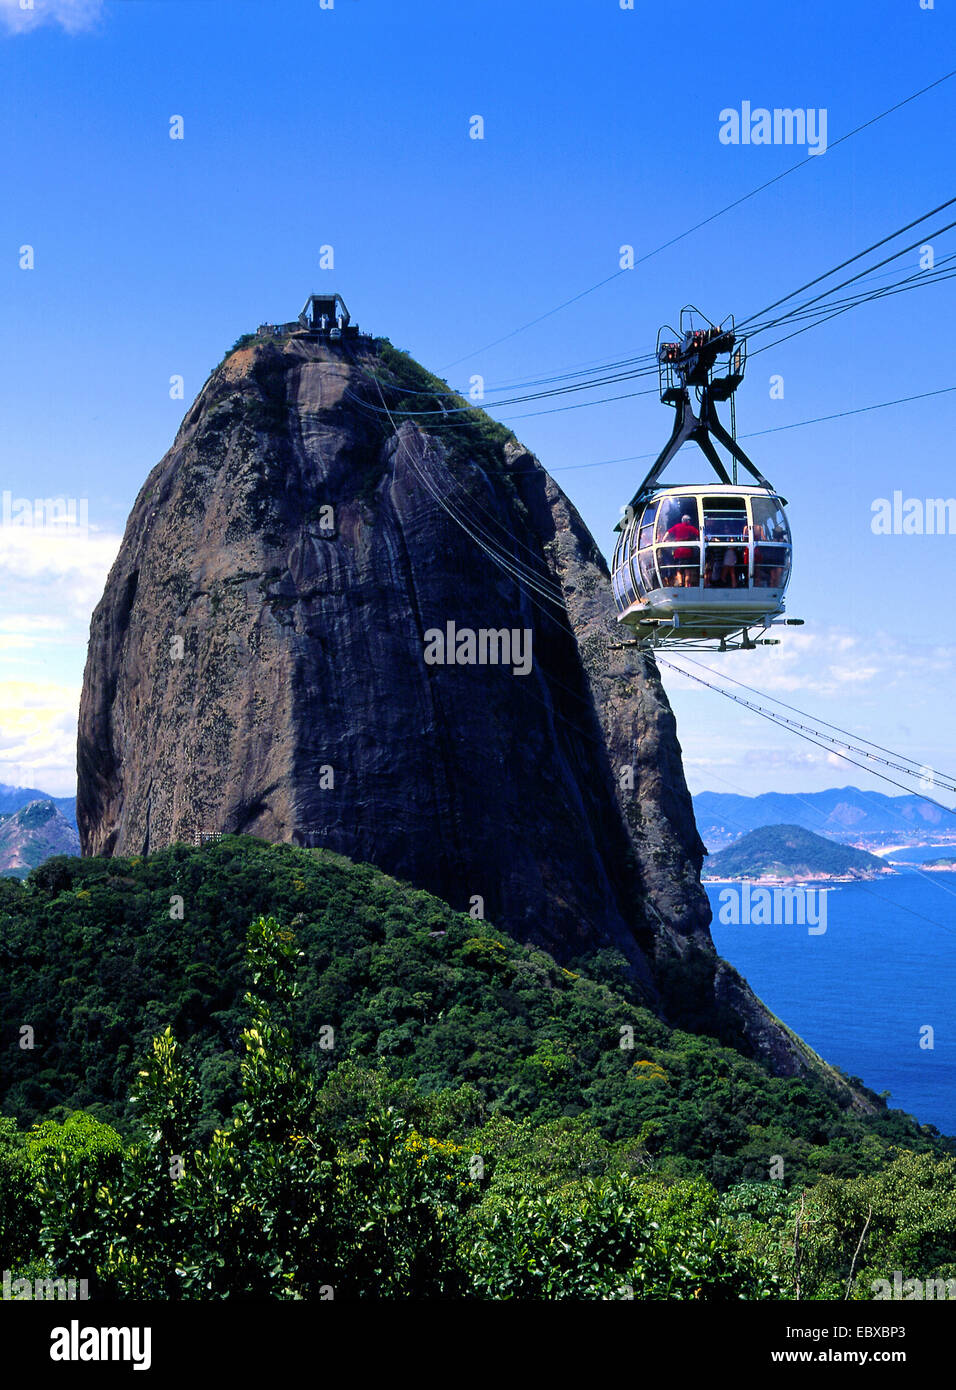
[[1, 0, 955, 801]]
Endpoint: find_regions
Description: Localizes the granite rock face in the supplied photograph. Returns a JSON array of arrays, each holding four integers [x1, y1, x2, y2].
[[76, 332, 849, 1085]]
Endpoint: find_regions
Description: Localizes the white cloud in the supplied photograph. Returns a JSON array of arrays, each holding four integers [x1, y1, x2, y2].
[[0, 615, 67, 634], [0, 615, 71, 652], [0, 523, 119, 795], [661, 623, 956, 799], [0, 679, 80, 795], [660, 625, 956, 702], [0, 0, 102, 35], [0, 525, 120, 621]]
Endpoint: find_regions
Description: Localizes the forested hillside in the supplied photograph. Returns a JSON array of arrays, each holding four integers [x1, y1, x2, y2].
[[2, 878, 955, 1301], [0, 838, 946, 1185], [703, 824, 889, 881]]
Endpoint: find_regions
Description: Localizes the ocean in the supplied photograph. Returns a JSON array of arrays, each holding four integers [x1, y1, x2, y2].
[[707, 852, 956, 1138]]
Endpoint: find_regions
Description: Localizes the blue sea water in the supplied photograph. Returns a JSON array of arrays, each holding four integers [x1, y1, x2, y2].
[[707, 859, 956, 1138]]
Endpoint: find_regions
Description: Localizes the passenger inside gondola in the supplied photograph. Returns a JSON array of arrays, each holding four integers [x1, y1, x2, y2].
[[751, 497, 791, 588], [741, 517, 763, 586], [656, 496, 700, 587], [702, 499, 748, 588], [661, 513, 700, 587]]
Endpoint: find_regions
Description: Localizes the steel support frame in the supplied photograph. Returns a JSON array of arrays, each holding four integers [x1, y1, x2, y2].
[[620, 387, 773, 524]]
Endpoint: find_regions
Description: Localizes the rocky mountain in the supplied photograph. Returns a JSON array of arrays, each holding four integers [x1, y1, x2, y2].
[[695, 787, 950, 851], [702, 824, 891, 881], [75, 321, 861, 1091], [0, 799, 80, 879], [0, 782, 77, 829]]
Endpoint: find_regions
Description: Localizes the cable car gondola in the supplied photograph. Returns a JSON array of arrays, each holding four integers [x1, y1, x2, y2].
[[611, 308, 801, 651]]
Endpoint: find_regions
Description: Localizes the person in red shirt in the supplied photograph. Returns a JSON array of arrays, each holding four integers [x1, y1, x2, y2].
[[662, 514, 700, 587]]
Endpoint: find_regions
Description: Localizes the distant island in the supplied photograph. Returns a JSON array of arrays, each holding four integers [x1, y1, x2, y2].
[[694, 785, 956, 853], [702, 823, 894, 883], [924, 856, 956, 872]]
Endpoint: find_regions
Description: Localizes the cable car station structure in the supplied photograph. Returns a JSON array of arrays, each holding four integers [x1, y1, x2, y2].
[[612, 309, 802, 651], [256, 293, 373, 343]]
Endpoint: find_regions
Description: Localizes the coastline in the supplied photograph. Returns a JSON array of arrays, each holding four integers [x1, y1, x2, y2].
[[702, 871, 894, 885]]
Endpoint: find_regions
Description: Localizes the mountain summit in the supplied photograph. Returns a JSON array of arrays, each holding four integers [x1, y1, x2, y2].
[[0, 799, 80, 879], [76, 316, 846, 1083]]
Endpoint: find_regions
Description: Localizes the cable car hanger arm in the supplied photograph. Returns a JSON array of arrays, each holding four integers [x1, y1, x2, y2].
[[699, 391, 775, 493], [616, 387, 772, 527]]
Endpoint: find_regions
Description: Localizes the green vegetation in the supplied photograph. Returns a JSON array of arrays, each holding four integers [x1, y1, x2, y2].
[[374, 341, 517, 455], [704, 824, 889, 880], [219, 332, 258, 365], [3, 906, 954, 1300], [0, 839, 947, 1190], [370, 341, 529, 515], [724, 1152, 956, 1299]]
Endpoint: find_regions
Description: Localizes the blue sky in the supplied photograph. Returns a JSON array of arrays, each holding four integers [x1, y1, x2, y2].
[[1, 0, 955, 803]]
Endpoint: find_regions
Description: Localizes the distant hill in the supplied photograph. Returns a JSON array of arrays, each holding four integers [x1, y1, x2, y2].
[[694, 787, 950, 851], [0, 781, 77, 829], [924, 856, 956, 871], [702, 824, 891, 882], [0, 799, 81, 879]]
